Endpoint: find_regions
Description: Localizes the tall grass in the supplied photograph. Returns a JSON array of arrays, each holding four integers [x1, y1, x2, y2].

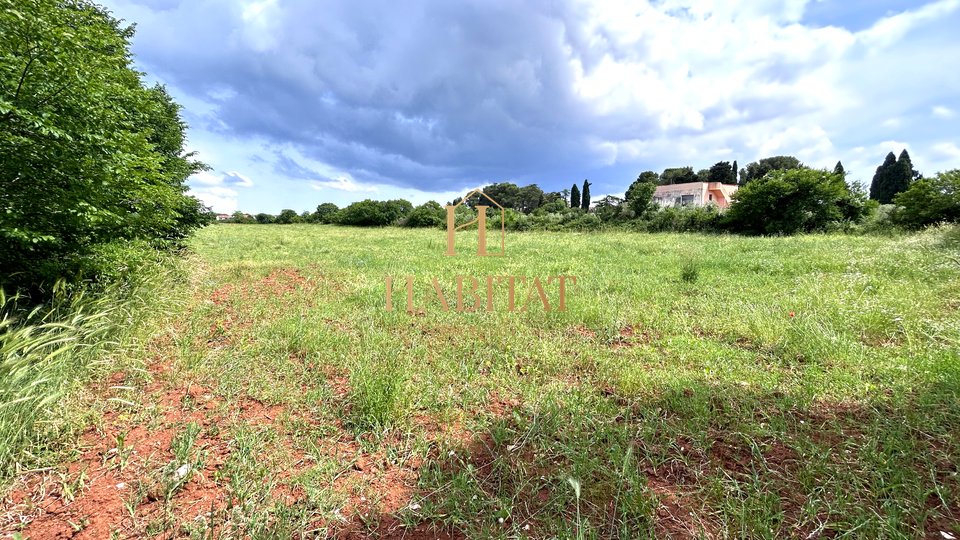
[[0, 257, 179, 485]]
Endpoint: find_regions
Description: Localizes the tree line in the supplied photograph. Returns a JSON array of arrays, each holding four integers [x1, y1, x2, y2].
[[230, 151, 959, 234]]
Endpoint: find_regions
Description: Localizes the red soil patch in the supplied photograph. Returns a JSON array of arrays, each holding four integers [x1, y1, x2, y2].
[[612, 324, 658, 349]]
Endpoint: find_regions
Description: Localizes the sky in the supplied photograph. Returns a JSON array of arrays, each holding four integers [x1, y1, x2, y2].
[[98, 0, 960, 214]]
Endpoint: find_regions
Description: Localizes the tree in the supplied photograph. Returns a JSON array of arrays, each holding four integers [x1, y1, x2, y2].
[[518, 184, 545, 213], [725, 169, 867, 234], [335, 199, 412, 226], [732, 161, 738, 184], [276, 209, 300, 224], [570, 184, 581, 209], [312, 203, 340, 223], [660, 167, 697, 185], [255, 213, 275, 224], [404, 201, 445, 228], [738, 156, 804, 185], [895, 149, 920, 185], [708, 161, 737, 184], [625, 174, 658, 217], [581, 180, 592, 210], [594, 195, 624, 222], [0, 0, 208, 292], [892, 170, 960, 229], [833, 161, 845, 177], [870, 152, 899, 204], [637, 171, 660, 185]]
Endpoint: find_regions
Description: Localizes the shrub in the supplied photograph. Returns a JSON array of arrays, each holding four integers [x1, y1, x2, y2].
[[892, 170, 960, 229], [403, 201, 445, 228], [724, 168, 867, 235], [335, 199, 413, 226]]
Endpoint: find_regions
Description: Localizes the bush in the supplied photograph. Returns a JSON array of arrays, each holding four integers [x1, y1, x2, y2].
[[403, 201, 445, 228], [892, 170, 960, 229], [724, 168, 867, 235], [642, 206, 723, 233], [335, 199, 413, 226]]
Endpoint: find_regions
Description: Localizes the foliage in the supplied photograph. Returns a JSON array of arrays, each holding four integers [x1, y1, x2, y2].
[[625, 175, 658, 218], [570, 183, 581, 209], [870, 150, 917, 204], [0, 248, 178, 485], [660, 166, 697, 185], [403, 201, 445, 228], [580, 180, 591, 210], [640, 205, 724, 233], [724, 168, 866, 234], [275, 209, 301, 224], [708, 161, 737, 184], [0, 0, 208, 294], [738, 155, 804, 185], [335, 199, 413, 226], [892, 170, 960, 229], [312, 203, 340, 224]]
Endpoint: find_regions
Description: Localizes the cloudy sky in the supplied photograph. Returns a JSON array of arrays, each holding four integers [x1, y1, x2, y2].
[[100, 0, 960, 214]]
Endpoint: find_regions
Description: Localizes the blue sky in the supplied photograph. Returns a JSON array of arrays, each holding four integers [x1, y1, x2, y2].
[[99, 0, 960, 214]]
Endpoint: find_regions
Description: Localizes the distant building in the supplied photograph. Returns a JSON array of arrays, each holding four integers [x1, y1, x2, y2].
[[215, 213, 231, 221], [653, 182, 739, 209]]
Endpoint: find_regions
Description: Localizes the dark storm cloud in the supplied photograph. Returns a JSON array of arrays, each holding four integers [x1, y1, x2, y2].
[[115, 0, 646, 190]]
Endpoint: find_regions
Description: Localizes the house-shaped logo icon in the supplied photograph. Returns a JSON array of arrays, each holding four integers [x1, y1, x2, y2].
[[445, 189, 505, 257]]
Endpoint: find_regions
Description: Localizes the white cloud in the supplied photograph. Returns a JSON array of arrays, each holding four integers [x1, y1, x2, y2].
[[933, 106, 955, 118], [931, 142, 960, 160], [188, 186, 240, 213], [309, 176, 378, 193]]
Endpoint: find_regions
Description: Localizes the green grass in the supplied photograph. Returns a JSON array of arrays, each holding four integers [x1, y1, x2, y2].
[[3, 224, 959, 538]]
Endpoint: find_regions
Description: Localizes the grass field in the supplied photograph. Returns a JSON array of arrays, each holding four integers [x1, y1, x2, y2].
[[3, 224, 959, 539]]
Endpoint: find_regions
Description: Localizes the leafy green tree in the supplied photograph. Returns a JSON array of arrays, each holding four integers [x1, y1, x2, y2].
[[738, 156, 804, 185], [581, 180, 591, 210], [636, 171, 659, 185], [725, 169, 866, 234], [0, 0, 207, 292], [276, 209, 300, 224], [660, 167, 697, 185], [625, 175, 657, 217], [404, 201, 445, 228], [335, 199, 412, 226], [892, 170, 960, 229], [570, 184, 581, 209], [732, 160, 738, 183], [312, 202, 340, 224], [255, 213, 275, 224], [708, 161, 736, 184]]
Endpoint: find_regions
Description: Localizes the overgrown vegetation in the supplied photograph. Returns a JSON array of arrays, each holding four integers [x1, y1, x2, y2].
[[0, 254, 180, 485], [0, 0, 210, 296]]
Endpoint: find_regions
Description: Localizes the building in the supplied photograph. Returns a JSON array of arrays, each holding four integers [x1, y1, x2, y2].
[[652, 182, 739, 209], [215, 213, 231, 221]]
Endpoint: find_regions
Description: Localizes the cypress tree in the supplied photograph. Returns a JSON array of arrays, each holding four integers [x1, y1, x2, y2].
[[834, 161, 845, 176], [731, 160, 738, 184], [870, 152, 897, 203], [581, 180, 592, 210], [895, 149, 918, 184], [570, 184, 580, 209]]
